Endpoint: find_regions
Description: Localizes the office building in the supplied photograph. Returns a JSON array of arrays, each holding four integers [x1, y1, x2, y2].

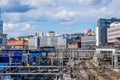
[[81, 36, 96, 49], [17, 35, 33, 41], [107, 22, 120, 47], [35, 32, 44, 37], [2, 34, 7, 47], [0, 8, 3, 38], [96, 18, 120, 46], [40, 36, 67, 49], [0, 34, 7, 48], [28, 36, 40, 50], [57, 36, 67, 49], [39, 36, 48, 47], [0, 8, 3, 34], [96, 27, 100, 46], [0, 20, 3, 34], [0, 9, 7, 48], [46, 31, 55, 36], [81, 29, 96, 49]]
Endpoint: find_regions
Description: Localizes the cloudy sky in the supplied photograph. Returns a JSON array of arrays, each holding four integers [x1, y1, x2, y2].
[[0, 0, 120, 38]]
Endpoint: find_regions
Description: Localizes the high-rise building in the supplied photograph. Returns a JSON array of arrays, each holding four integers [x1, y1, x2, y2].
[[0, 8, 3, 34], [107, 22, 120, 47], [0, 20, 3, 34], [0, 8, 7, 48], [96, 18, 120, 46]]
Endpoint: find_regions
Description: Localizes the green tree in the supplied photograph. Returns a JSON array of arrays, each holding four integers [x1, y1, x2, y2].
[[9, 38, 16, 40]]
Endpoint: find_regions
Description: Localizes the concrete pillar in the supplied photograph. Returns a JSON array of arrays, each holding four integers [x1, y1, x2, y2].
[[114, 53, 118, 68]]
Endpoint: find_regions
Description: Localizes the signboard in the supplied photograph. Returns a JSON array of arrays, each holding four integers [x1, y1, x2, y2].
[[30, 51, 47, 57], [31, 52, 43, 58]]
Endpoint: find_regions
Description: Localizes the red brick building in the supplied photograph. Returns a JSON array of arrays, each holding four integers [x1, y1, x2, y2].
[[67, 36, 81, 49], [7, 40, 28, 49]]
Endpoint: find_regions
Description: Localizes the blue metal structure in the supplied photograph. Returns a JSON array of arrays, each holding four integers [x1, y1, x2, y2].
[[0, 50, 23, 65], [29, 51, 49, 66]]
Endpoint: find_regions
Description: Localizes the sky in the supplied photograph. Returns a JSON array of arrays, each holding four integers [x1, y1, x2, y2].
[[0, 0, 120, 38]]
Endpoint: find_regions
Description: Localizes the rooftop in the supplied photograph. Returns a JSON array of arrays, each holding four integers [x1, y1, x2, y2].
[[110, 22, 120, 27]]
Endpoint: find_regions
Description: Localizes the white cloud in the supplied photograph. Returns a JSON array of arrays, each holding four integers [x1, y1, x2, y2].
[[0, 0, 10, 6], [1, 0, 114, 24], [77, 0, 95, 5], [53, 10, 76, 21], [77, 0, 112, 5], [3, 5, 114, 25], [3, 22, 35, 37], [25, 8, 53, 21], [20, 0, 56, 8], [3, 13, 24, 23], [1, 0, 120, 37]]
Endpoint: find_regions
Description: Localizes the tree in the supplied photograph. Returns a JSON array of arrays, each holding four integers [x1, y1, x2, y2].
[[9, 38, 16, 40]]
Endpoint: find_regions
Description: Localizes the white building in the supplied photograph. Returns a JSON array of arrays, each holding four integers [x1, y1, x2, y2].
[[107, 22, 120, 46], [96, 27, 101, 46], [28, 36, 40, 50], [40, 37, 48, 47], [93, 48, 120, 68], [35, 32, 44, 37], [46, 31, 55, 37], [40, 36, 67, 49], [57, 36, 67, 49]]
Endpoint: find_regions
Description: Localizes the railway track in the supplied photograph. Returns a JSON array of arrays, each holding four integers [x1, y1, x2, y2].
[[88, 61, 112, 80], [74, 61, 87, 80], [81, 60, 97, 80]]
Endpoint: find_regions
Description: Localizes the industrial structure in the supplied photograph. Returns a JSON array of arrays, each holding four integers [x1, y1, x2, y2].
[[93, 48, 120, 68], [0, 48, 120, 80]]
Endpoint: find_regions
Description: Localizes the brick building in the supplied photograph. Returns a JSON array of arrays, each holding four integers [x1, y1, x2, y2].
[[7, 40, 28, 49]]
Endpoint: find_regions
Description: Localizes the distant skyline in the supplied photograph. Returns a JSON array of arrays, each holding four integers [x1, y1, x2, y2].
[[0, 0, 120, 38]]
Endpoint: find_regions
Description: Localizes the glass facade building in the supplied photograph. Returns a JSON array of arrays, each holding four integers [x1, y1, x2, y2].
[[97, 18, 120, 46], [0, 20, 3, 46], [0, 20, 3, 33]]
